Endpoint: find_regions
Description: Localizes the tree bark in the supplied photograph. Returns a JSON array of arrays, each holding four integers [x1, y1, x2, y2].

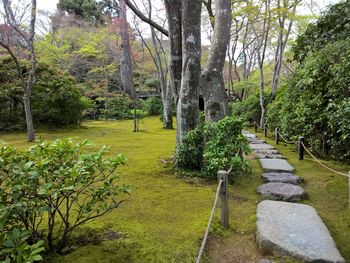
[[2, 0, 37, 142], [201, 0, 232, 123], [164, 0, 182, 105], [176, 0, 202, 145], [119, 0, 138, 132]]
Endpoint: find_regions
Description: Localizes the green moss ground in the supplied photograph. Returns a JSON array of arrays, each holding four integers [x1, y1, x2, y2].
[[0, 119, 349, 262]]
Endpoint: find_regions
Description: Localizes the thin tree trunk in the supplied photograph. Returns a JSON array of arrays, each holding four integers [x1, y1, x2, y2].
[[119, 0, 138, 132], [24, 0, 37, 142], [201, 0, 232, 123], [176, 0, 202, 145]]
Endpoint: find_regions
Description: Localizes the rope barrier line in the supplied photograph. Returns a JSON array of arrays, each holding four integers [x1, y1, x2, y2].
[[196, 179, 224, 263], [278, 132, 298, 145], [301, 141, 349, 178]]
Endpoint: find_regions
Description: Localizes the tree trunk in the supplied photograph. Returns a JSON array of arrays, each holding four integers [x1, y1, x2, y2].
[[201, 0, 232, 123], [164, 0, 182, 105], [163, 79, 174, 129], [148, 0, 173, 129], [119, 0, 138, 132], [176, 0, 202, 145]]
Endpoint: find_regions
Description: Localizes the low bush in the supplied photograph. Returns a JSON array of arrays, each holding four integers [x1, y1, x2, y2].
[[140, 97, 163, 116], [176, 116, 250, 179], [0, 139, 130, 261]]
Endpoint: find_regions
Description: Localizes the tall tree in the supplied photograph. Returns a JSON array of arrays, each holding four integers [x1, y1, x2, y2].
[[0, 0, 37, 142], [176, 0, 202, 144], [201, 0, 232, 122], [251, 0, 272, 127]]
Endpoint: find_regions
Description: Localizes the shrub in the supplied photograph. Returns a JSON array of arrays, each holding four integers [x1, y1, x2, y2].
[[268, 40, 350, 160], [140, 97, 163, 116], [230, 93, 261, 124], [0, 139, 130, 256], [105, 94, 134, 119], [176, 116, 250, 179], [0, 58, 89, 130]]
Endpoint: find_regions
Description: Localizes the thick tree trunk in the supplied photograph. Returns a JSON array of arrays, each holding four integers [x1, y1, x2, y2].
[[201, 0, 232, 123], [164, 0, 182, 105], [119, 0, 137, 131], [176, 0, 202, 145]]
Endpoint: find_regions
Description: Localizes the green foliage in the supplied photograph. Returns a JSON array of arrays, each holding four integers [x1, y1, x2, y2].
[[0, 139, 129, 254], [0, 58, 89, 130], [230, 89, 271, 124], [140, 97, 163, 116], [230, 94, 261, 124], [0, 228, 45, 263], [130, 109, 148, 131], [293, 0, 350, 62], [57, 0, 118, 24], [176, 116, 250, 179], [268, 40, 350, 160], [105, 95, 134, 120]]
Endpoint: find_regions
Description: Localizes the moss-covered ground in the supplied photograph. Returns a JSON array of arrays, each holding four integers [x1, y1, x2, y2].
[[0, 118, 349, 262]]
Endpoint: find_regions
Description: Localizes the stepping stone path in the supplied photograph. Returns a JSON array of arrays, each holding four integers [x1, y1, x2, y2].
[[242, 130, 345, 262]]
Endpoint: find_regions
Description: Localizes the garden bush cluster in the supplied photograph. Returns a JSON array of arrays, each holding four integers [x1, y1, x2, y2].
[[0, 58, 90, 131], [268, 40, 350, 160], [176, 116, 250, 179], [0, 139, 129, 261]]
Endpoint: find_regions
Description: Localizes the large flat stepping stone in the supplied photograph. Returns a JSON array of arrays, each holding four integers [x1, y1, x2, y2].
[[257, 200, 345, 263], [250, 144, 275, 151], [262, 172, 303, 185], [260, 159, 295, 173], [257, 182, 307, 202]]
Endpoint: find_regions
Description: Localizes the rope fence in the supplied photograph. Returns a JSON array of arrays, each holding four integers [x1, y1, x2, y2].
[[196, 171, 229, 263]]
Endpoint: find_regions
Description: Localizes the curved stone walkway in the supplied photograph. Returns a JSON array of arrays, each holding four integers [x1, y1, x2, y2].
[[242, 131, 345, 263]]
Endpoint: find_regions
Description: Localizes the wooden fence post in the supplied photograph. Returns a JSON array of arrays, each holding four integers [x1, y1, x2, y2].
[[275, 128, 279, 145], [217, 171, 229, 228], [263, 124, 267, 138], [298, 136, 305, 160], [254, 122, 257, 132]]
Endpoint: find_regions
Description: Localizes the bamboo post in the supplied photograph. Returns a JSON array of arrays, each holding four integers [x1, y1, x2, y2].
[[298, 136, 305, 160], [217, 171, 229, 228], [263, 124, 267, 138], [275, 128, 279, 145]]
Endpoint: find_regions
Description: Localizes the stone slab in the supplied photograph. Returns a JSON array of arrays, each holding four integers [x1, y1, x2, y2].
[[250, 140, 267, 144], [257, 200, 345, 263], [257, 182, 307, 201], [250, 144, 275, 151], [262, 172, 303, 185], [254, 149, 279, 155], [244, 133, 258, 139], [255, 153, 285, 159], [260, 159, 295, 173]]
